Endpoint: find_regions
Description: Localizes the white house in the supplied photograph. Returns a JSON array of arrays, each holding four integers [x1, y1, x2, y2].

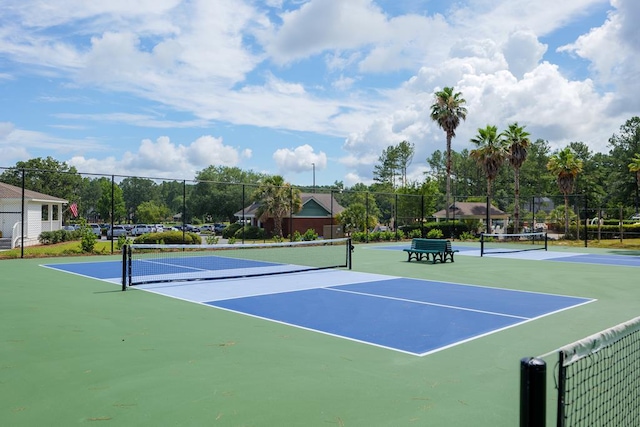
[[0, 182, 68, 249]]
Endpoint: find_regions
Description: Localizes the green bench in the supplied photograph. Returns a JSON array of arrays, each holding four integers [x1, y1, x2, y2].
[[403, 238, 459, 264]]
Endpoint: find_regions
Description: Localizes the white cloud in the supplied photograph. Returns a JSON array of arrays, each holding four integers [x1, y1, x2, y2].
[[502, 31, 548, 79], [344, 171, 368, 187], [265, 0, 387, 63], [558, 0, 640, 113], [340, 55, 618, 180], [332, 75, 356, 91], [187, 136, 240, 167], [68, 135, 244, 178], [272, 144, 327, 174], [0, 0, 635, 186], [0, 122, 101, 164]]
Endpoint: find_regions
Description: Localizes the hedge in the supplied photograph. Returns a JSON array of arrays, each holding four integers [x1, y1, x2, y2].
[[134, 231, 201, 244], [38, 229, 82, 245], [399, 221, 471, 239]]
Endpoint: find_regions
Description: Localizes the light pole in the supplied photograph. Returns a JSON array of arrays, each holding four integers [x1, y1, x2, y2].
[[312, 163, 315, 191]]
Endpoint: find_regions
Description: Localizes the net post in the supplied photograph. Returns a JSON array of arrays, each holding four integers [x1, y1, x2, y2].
[[544, 233, 548, 251], [520, 357, 546, 427], [121, 244, 127, 291], [480, 233, 484, 257], [347, 238, 353, 270]]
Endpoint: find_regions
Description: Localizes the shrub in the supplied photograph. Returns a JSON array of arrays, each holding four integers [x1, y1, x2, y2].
[[301, 228, 318, 241], [223, 222, 243, 238], [350, 231, 367, 242], [402, 221, 471, 239], [408, 229, 422, 239], [368, 231, 382, 241], [459, 231, 476, 241], [427, 228, 444, 239], [135, 231, 201, 244], [39, 229, 81, 245], [116, 235, 132, 250], [233, 225, 265, 240], [75, 219, 97, 253]]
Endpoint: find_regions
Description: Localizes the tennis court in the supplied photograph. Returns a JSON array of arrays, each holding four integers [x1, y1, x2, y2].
[[44, 258, 594, 356], [2, 239, 639, 425]]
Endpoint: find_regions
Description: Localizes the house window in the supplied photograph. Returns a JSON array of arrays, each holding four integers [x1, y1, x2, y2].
[[52, 205, 59, 220], [41, 205, 49, 220]]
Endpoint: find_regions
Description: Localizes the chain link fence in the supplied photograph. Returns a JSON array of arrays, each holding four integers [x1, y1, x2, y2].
[[2, 166, 639, 257]]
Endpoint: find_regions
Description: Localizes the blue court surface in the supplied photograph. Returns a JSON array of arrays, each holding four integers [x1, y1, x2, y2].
[[43, 259, 594, 356], [205, 275, 592, 355]]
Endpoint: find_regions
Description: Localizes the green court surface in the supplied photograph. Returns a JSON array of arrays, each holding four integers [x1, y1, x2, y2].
[[1, 242, 639, 426]]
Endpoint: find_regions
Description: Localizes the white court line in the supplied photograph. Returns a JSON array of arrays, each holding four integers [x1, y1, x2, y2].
[[135, 269, 392, 303], [327, 287, 530, 320]]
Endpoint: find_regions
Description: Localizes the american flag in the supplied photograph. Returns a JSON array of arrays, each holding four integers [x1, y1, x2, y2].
[[70, 203, 78, 217]]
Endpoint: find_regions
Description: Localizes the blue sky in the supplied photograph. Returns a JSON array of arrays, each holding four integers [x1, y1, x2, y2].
[[1, 0, 638, 187]]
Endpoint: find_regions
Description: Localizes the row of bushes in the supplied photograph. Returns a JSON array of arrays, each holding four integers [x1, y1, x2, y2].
[[39, 229, 82, 244], [133, 231, 202, 244], [592, 219, 640, 226], [399, 221, 473, 239]]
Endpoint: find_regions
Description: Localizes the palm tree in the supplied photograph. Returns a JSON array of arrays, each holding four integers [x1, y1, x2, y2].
[[430, 87, 467, 219], [502, 122, 531, 232], [547, 148, 583, 235], [470, 125, 508, 233], [629, 153, 640, 213], [253, 176, 302, 238]]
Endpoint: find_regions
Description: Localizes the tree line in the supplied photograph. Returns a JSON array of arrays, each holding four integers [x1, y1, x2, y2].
[[0, 102, 638, 236]]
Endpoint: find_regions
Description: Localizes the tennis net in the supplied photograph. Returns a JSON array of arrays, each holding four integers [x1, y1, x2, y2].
[[556, 316, 640, 427], [122, 237, 353, 288], [480, 232, 547, 256]]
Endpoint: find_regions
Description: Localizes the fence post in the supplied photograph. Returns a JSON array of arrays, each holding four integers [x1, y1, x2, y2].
[[121, 244, 127, 291], [598, 208, 602, 241], [620, 205, 623, 243], [111, 175, 115, 253], [289, 186, 293, 241], [20, 168, 25, 258], [365, 192, 369, 243], [486, 196, 490, 234], [520, 357, 546, 427], [330, 190, 334, 240], [420, 194, 424, 238], [394, 193, 398, 241], [583, 195, 587, 247]]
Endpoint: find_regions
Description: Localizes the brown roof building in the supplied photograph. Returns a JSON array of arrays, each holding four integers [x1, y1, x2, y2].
[[235, 192, 345, 238]]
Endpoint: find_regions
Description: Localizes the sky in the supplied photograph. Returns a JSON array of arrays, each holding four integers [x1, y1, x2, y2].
[[0, 0, 639, 187]]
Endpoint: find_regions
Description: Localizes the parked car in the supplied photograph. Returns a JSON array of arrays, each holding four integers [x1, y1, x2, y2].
[[213, 223, 227, 234], [107, 225, 128, 239], [153, 224, 164, 233], [182, 224, 200, 233], [62, 225, 77, 231], [131, 224, 153, 236], [200, 224, 215, 233], [88, 223, 102, 238]]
